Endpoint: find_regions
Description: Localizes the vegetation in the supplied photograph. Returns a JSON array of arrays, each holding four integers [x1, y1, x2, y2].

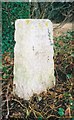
[[2, 29, 74, 120], [1, 2, 74, 120], [2, 2, 30, 54], [30, 2, 73, 23]]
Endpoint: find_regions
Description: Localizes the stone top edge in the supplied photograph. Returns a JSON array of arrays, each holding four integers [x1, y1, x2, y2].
[[15, 19, 53, 29], [15, 19, 52, 23]]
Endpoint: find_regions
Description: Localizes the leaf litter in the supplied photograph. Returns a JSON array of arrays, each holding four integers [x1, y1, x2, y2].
[[1, 30, 74, 120]]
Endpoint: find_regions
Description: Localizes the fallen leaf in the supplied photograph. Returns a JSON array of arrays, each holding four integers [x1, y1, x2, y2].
[[49, 104, 55, 109], [58, 94, 63, 99], [65, 107, 71, 116]]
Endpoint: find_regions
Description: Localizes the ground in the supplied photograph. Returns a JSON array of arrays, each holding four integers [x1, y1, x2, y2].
[[2, 23, 74, 120]]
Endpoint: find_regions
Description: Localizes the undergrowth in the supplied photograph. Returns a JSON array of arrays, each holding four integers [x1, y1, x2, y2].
[[2, 30, 74, 120]]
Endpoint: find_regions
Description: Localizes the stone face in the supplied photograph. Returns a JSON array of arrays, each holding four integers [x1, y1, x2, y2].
[[14, 19, 55, 100]]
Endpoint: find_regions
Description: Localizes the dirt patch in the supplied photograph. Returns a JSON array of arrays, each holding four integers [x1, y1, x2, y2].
[[53, 23, 72, 37]]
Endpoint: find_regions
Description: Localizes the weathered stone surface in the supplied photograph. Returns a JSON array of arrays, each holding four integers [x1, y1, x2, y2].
[[14, 19, 55, 100]]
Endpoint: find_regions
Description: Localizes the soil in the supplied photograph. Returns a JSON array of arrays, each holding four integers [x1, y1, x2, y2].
[[53, 23, 72, 37]]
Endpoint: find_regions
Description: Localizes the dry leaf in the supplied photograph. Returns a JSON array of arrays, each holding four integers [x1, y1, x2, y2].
[[58, 94, 63, 99], [65, 107, 71, 116], [49, 104, 55, 109]]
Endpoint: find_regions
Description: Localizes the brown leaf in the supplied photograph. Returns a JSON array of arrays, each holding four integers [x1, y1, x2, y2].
[[0, 77, 2, 80], [58, 94, 63, 99], [49, 104, 55, 109], [59, 41, 64, 46], [65, 107, 71, 117]]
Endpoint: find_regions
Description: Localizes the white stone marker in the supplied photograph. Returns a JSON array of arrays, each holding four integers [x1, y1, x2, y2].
[[14, 19, 55, 100]]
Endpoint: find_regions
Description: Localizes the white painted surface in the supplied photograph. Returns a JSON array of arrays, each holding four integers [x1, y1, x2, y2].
[[14, 19, 55, 100]]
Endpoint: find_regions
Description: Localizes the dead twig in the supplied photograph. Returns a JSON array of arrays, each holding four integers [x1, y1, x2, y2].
[[6, 85, 9, 119], [29, 105, 43, 118]]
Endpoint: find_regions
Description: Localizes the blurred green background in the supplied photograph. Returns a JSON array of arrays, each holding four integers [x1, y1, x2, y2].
[[2, 2, 30, 55]]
